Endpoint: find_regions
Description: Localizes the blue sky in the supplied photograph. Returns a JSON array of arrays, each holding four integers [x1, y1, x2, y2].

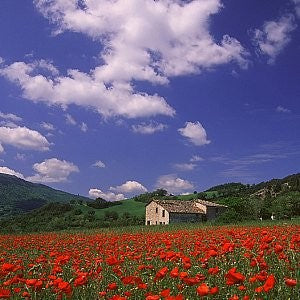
[[0, 0, 299, 200]]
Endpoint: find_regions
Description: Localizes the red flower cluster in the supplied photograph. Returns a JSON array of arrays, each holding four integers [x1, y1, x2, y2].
[[0, 225, 299, 299]]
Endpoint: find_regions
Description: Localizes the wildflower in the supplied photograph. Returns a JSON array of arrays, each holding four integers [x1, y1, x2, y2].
[[263, 274, 275, 292], [107, 282, 118, 290], [285, 278, 297, 287], [196, 283, 209, 296], [225, 268, 245, 285], [0, 288, 11, 299]]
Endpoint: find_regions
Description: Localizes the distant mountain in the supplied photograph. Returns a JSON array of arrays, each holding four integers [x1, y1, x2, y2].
[[0, 173, 90, 217]]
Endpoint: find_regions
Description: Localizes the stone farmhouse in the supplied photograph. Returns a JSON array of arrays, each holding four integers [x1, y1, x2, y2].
[[145, 199, 227, 225]]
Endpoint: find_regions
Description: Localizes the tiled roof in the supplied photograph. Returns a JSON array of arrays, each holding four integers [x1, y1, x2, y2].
[[148, 199, 227, 214], [196, 199, 227, 207], [151, 200, 205, 214]]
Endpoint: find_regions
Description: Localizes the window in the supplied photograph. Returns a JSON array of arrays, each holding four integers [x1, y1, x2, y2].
[[155, 207, 158, 213], [162, 210, 165, 217], [160, 222, 162, 225], [147, 220, 150, 225], [156, 221, 157, 225]]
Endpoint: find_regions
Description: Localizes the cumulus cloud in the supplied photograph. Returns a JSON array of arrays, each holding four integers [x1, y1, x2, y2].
[[33, 59, 59, 76], [173, 163, 197, 171], [0, 0, 247, 120], [80, 122, 88, 132], [276, 105, 291, 113], [65, 113, 77, 125], [89, 188, 125, 201], [178, 121, 210, 146], [0, 121, 19, 128], [110, 180, 148, 194], [27, 158, 79, 183], [252, 14, 297, 63], [0, 126, 50, 152], [0, 111, 22, 122], [0, 166, 25, 179], [92, 160, 106, 168], [132, 122, 167, 134], [41, 122, 55, 131], [190, 155, 204, 162], [156, 174, 194, 195]]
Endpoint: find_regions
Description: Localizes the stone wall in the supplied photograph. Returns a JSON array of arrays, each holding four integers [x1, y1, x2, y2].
[[206, 206, 227, 220], [169, 212, 203, 224], [145, 201, 169, 225]]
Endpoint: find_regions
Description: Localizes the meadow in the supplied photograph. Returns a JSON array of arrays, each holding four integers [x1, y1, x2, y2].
[[0, 222, 299, 300]]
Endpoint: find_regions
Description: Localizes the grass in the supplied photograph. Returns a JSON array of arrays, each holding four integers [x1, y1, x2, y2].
[[71, 198, 146, 218], [40, 218, 300, 236]]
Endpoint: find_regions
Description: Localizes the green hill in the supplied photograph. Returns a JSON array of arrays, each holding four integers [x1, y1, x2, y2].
[[0, 172, 299, 232], [0, 173, 89, 217]]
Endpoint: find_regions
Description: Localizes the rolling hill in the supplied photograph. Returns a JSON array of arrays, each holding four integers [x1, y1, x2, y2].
[[0, 172, 299, 232], [0, 173, 90, 217]]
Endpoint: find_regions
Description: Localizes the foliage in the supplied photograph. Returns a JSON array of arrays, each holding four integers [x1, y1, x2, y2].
[[87, 198, 122, 209], [1, 173, 300, 231], [133, 189, 168, 203], [0, 202, 144, 233], [0, 173, 89, 217]]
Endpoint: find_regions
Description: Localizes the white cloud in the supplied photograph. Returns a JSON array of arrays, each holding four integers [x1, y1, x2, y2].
[[33, 59, 59, 76], [65, 113, 77, 125], [0, 126, 50, 151], [132, 122, 167, 134], [41, 122, 55, 131], [190, 155, 204, 162], [252, 14, 297, 63], [292, 0, 300, 17], [173, 163, 197, 171], [92, 160, 106, 168], [80, 122, 88, 132], [0, 121, 19, 128], [276, 105, 291, 113], [0, 111, 22, 122], [0, 0, 248, 120], [0, 144, 4, 153], [178, 121, 210, 146], [156, 174, 194, 195], [27, 158, 79, 183], [0, 166, 25, 179], [15, 153, 26, 161], [89, 188, 125, 201], [110, 180, 148, 194]]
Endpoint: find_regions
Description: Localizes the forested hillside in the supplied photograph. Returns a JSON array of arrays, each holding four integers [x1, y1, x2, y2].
[[0, 173, 89, 216]]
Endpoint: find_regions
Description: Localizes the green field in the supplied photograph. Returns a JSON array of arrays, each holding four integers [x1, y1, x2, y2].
[[72, 198, 146, 218]]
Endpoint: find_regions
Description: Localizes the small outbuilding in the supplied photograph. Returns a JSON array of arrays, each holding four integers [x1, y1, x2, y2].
[[145, 199, 227, 225]]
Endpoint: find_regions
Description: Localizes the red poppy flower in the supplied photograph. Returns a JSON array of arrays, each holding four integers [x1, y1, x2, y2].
[[263, 274, 275, 292], [225, 268, 245, 285], [107, 282, 117, 290], [285, 278, 297, 287], [210, 287, 219, 295], [170, 267, 179, 278], [0, 288, 11, 299], [160, 288, 171, 297], [196, 283, 209, 296]]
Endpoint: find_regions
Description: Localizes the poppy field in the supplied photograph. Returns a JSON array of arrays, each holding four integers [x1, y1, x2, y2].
[[0, 224, 299, 299]]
